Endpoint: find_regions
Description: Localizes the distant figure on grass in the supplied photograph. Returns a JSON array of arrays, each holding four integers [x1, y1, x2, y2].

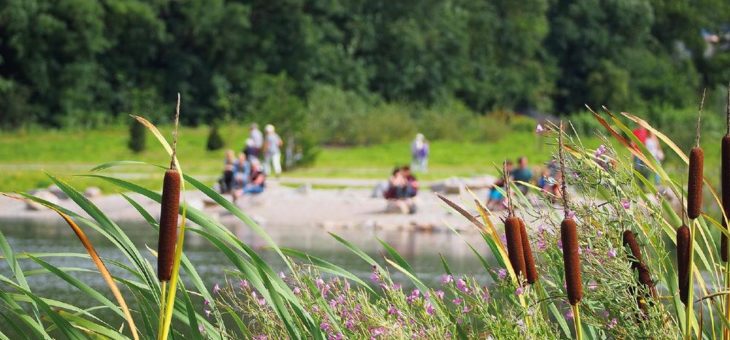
[[218, 150, 236, 194], [631, 124, 653, 184], [511, 156, 533, 194], [243, 138, 258, 160], [538, 167, 562, 201], [487, 160, 513, 210], [263, 124, 283, 177], [383, 166, 418, 214], [644, 131, 664, 184], [411, 133, 429, 172], [248, 123, 263, 160]]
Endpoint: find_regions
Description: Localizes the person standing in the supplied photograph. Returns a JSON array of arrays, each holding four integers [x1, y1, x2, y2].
[[511, 156, 533, 194], [249, 123, 263, 160], [644, 131, 664, 184], [263, 124, 283, 177], [411, 133, 429, 172]]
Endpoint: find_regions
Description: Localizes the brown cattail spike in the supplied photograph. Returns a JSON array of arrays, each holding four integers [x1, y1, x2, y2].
[[677, 225, 691, 305], [623, 230, 644, 269], [519, 218, 538, 284], [504, 216, 527, 280], [687, 147, 704, 220], [158, 169, 181, 281], [561, 218, 582, 305], [623, 230, 657, 300]]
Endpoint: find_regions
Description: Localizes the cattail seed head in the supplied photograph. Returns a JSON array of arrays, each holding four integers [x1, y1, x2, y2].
[[676, 225, 691, 305], [721, 136, 730, 261], [687, 147, 704, 220], [158, 169, 181, 281], [622, 230, 643, 270], [519, 218, 538, 284], [561, 218, 582, 305], [504, 216, 527, 280]]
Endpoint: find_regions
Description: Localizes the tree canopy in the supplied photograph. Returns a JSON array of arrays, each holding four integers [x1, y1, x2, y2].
[[0, 0, 728, 129]]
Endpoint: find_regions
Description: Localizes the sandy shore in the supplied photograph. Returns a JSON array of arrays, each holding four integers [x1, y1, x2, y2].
[[0, 179, 498, 233]]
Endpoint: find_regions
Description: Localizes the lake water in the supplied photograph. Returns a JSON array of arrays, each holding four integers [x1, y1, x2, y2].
[[0, 217, 494, 311]]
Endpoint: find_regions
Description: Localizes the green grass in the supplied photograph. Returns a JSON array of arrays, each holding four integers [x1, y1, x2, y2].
[[1, 123, 610, 192]]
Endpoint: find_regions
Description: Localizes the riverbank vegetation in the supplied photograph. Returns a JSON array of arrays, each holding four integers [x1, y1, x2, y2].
[[2, 104, 730, 338]]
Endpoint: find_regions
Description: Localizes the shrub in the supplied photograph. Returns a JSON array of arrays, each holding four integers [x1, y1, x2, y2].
[[127, 120, 146, 153], [206, 124, 224, 151]]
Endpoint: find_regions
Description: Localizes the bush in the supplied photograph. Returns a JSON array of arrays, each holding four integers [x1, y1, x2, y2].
[[415, 99, 475, 141], [206, 124, 224, 151], [127, 120, 146, 153]]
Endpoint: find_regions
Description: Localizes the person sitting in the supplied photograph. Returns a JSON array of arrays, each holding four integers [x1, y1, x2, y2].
[[487, 160, 513, 210], [384, 167, 405, 199], [218, 150, 236, 194], [401, 166, 419, 198], [243, 160, 266, 194], [233, 152, 251, 191], [511, 156, 533, 194]]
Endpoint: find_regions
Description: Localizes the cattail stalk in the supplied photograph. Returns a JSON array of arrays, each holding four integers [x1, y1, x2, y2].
[[505, 216, 527, 280], [682, 90, 705, 340], [558, 122, 582, 340], [720, 84, 730, 340]]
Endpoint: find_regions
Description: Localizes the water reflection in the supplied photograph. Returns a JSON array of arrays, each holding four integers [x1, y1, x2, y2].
[[0, 217, 494, 307]]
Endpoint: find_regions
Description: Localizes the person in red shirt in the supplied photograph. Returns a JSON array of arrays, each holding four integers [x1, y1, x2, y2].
[[632, 125, 652, 185]]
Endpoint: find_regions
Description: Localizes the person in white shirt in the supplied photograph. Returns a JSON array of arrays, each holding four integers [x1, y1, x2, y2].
[[263, 124, 283, 176]]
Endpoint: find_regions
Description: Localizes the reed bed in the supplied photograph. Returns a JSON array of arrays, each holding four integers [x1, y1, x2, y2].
[[2, 94, 730, 339]]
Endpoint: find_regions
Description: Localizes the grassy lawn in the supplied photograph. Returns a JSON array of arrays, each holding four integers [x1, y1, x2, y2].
[[4, 122, 703, 193]]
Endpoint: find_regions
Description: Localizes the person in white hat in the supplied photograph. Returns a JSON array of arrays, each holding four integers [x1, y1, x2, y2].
[[411, 133, 429, 172], [263, 124, 283, 176]]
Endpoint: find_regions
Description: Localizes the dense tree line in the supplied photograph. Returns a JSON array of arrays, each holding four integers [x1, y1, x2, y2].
[[0, 0, 728, 129]]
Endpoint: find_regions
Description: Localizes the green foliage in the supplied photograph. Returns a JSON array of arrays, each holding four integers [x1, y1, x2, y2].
[[127, 121, 145, 153], [1, 0, 727, 129], [206, 124, 225, 151]]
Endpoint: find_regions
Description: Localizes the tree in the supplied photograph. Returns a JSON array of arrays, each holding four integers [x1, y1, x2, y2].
[[128, 120, 145, 153], [206, 124, 224, 151]]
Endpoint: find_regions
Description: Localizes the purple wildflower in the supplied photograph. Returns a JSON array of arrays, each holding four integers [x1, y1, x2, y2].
[[345, 319, 355, 330], [203, 299, 210, 306], [608, 248, 617, 258], [566, 209, 576, 219], [607, 318, 617, 329], [515, 286, 524, 296], [452, 297, 462, 305], [253, 335, 268, 340], [204, 309, 211, 318], [388, 305, 399, 316], [435, 290, 445, 300], [497, 269, 507, 280], [239, 279, 249, 289], [594, 144, 607, 158], [320, 322, 331, 332], [536, 124, 545, 133], [456, 279, 469, 293], [370, 266, 381, 283], [441, 274, 454, 285], [329, 333, 343, 340], [279, 271, 286, 279], [565, 309, 574, 320], [621, 199, 630, 210], [425, 302, 435, 315], [293, 286, 301, 295], [537, 238, 547, 251], [462, 304, 471, 313], [370, 327, 386, 338], [557, 239, 563, 250], [588, 280, 598, 290], [213, 283, 221, 294], [481, 287, 491, 302]]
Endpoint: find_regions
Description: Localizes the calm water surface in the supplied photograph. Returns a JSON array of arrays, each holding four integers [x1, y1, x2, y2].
[[0, 217, 493, 309]]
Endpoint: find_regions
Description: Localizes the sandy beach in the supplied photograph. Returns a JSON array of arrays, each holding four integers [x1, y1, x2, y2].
[[0, 177, 499, 234]]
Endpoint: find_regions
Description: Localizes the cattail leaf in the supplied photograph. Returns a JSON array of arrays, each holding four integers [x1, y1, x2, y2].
[[328, 232, 383, 270], [26, 255, 124, 319], [0, 289, 51, 339], [55, 310, 130, 340], [89, 160, 151, 172], [178, 281, 203, 340], [280, 247, 375, 294], [439, 254, 453, 276], [222, 305, 252, 338], [377, 238, 415, 274]]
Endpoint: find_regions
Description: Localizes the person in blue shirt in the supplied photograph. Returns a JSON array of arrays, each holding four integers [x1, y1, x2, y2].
[[511, 156, 533, 194]]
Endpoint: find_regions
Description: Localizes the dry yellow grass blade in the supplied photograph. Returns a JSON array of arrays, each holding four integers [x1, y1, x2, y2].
[[54, 209, 140, 340]]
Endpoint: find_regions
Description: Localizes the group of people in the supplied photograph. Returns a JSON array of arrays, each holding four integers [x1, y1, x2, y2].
[[382, 166, 420, 214], [218, 123, 283, 200], [486, 156, 562, 209], [219, 150, 266, 200]]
